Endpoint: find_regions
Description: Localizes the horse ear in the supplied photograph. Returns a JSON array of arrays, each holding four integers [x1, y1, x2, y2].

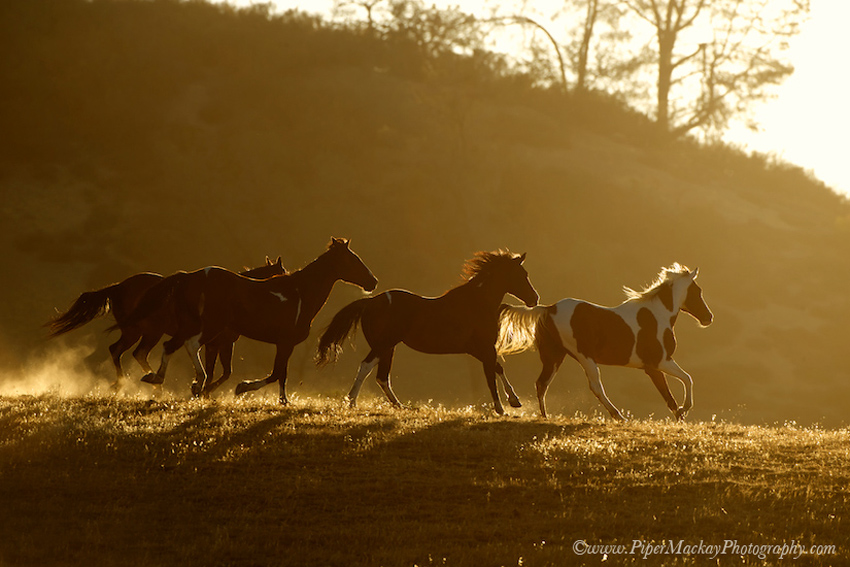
[[691, 267, 699, 279], [517, 252, 527, 264], [265, 256, 273, 266], [275, 256, 282, 267]]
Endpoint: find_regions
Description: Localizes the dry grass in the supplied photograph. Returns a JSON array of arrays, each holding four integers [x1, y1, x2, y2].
[[0, 394, 847, 566]]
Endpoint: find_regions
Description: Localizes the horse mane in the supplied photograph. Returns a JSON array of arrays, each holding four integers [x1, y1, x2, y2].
[[623, 263, 691, 300], [462, 250, 521, 281]]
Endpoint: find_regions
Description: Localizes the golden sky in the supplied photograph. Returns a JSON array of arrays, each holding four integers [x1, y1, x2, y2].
[[730, 2, 850, 197], [250, 0, 849, 196]]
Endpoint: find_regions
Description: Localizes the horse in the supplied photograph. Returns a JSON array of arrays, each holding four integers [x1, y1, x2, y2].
[[496, 264, 712, 420], [129, 238, 377, 403], [46, 257, 285, 390], [316, 250, 539, 415]]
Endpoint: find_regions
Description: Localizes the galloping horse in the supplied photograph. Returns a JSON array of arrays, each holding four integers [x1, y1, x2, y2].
[[317, 251, 539, 415], [46, 257, 284, 389], [130, 238, 377, 403], [497, 264, 712, 420]]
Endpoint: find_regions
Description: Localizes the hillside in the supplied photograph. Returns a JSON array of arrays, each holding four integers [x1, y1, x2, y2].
[[1, 0, 850, 426], [0, 395, 846, 566]]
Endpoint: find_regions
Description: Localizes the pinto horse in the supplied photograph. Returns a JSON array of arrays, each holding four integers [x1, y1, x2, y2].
[[131, 238, 377, 403], [316, 251, 539, 415], [46, 257, 285, 389], [497, 264, 712, 420]]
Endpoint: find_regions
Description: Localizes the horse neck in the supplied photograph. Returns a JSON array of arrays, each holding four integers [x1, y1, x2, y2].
[[458, 275, 510, 311], [632, 285, 691, 328], [286, 254, 339, 307], [628, 294, 674, 318]]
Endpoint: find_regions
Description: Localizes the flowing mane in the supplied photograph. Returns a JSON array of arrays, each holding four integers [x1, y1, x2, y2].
[[623, 263, 691, 301], [462, 250, 522, 280]]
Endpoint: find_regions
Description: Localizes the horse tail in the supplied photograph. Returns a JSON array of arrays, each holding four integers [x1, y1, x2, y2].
[[47, 284, 119, 337], [316, 298, 371, 366], [496, 304, 550, 356], [124, 272, 187, 328]]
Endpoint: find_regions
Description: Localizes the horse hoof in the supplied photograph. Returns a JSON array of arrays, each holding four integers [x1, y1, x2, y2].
[[234, 382, 249, 396], [141, 373, 164, 385], [509, 397, 522, 409], [190, 383, 203, 398], [675, 408, 687, 421], [494, 406, 506, 416]]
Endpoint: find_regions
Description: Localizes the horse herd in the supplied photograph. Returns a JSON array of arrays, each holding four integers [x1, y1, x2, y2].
[[48, 237, 713, 420]]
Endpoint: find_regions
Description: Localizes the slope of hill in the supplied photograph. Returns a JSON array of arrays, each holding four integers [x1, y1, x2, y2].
[[1, 0, 849, 425], [0, 395, 846, 566]]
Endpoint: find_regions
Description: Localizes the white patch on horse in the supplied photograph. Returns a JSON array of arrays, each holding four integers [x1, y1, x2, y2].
[[271, 292, 288, 302], [294, 296, 302, 325], [204, 267, 213, 276], [385, 291, 392, 305]]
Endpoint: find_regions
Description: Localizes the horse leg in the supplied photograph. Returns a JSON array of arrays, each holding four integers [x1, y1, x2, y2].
[[534, 337, 567, 418], [108, 329, 142, 390], [202, 340, 235, 397], [234, 343, 294, 405], [577, 356, 625, 421], [658, 359, 694, 420], [142, 333, 186, 385], [132, 332, 162, 376], [470, 347, 505, 416], [346, 351, 379, 407], [534, 362, 557, 419], [184, 335, 207, 397], [645, 368, 679, 417], [495, 362, 522, 409], [374, 350, 403, 408], [192, 343, 218, 398], [484, 360, 505, 416]]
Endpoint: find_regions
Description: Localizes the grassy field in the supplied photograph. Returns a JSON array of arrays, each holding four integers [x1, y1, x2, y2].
[[0, 394, 847, 566]]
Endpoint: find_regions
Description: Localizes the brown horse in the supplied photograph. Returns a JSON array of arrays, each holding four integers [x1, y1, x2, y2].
[[46, 257, 284, 389], [497, 264, 713, 420], [316, 250, 539, 415], [130, 238, 377, 403]]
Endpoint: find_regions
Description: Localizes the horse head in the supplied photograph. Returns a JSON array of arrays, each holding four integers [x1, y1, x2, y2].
[[504, 252, 539, 308], [327, 237, 378, 292], [679, 268, 713, 327]]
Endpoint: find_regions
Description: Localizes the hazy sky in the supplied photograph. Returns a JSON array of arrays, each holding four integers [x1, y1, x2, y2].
[[241, 0, 849, 197], [729, 1, 850, 198]]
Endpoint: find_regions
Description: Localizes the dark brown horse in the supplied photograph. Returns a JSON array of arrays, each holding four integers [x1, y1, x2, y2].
[[46, 257, 284, 389], [130, 238, 377, 403], [316, 251, 539, 415]]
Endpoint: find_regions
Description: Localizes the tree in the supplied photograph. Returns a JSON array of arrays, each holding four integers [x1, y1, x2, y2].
[[622, 0, 809, 136], [558, 0, 637, 93], [332, 0, 391, 34]]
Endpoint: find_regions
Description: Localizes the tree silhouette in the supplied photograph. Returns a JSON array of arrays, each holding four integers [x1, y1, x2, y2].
[[622, 0, 808, 136]]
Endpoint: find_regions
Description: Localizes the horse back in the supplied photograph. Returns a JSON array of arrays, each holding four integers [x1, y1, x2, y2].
[[200, 267, 297, 340], [552, 299, 637, 366], [110, 273, 163, 323], [552, 298, 678, 369], [366, 289, 495, 355]]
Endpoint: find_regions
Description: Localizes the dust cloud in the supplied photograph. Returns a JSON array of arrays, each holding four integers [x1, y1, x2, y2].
[[0, 341, 147, 398]]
